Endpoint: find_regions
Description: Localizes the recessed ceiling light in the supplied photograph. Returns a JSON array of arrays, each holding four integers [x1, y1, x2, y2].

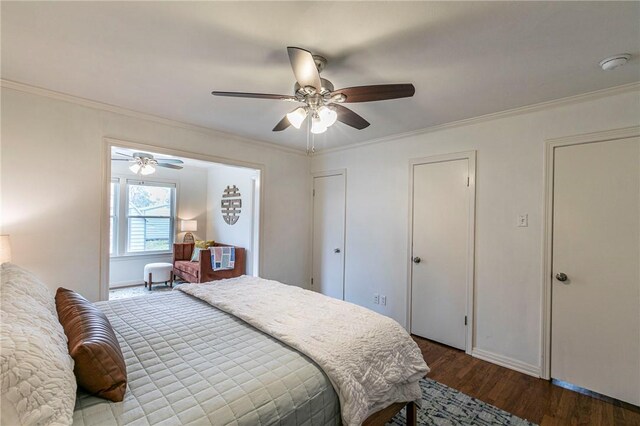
[[599, 54, 631, 71]]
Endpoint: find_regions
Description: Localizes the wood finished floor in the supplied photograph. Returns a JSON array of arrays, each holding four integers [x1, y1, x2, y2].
[[413, 336, 640, 425]]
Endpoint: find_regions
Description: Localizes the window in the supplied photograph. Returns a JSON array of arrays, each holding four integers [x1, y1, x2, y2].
[[109, 178, 176, 256], [110, 178, 119, 254], [126, 180, 175, 253]]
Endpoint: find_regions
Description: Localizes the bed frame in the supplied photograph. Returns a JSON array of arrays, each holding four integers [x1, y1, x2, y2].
[[363, 401, 416, 426]]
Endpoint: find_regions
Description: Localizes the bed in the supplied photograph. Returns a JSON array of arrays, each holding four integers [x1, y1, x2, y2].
[[1, 264, 428, 426]]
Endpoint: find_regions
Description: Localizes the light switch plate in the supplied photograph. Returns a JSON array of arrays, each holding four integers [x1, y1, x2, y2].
[[518, 214, 528, 227], [381, 295, 387, 306]]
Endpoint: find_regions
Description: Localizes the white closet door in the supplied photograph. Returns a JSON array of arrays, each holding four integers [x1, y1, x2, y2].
[[551, 136, 640, 405], [411, 159, 470, 350], [312, 174, 345, 300]]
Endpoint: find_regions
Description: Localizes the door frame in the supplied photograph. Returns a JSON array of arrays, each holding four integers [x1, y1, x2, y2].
[[541, 126, 640, 380], [310, 169, 347, 299], [100, 136, 265, 301], [407, 151, 476, 354]]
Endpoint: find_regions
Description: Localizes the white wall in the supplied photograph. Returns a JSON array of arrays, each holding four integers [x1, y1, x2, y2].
[[206, 164, 259, 275], [311, 89, 640, 373], [0, 87, 311, 302], [108, 160, 209, 287]]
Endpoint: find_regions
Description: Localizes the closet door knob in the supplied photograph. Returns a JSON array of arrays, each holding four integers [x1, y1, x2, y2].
[[334, 248, 341, 253], [413, 257, 421, 264], [555, 272, 568, 282]]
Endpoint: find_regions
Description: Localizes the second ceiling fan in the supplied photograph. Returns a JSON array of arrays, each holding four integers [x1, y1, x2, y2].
[[212, 47, 415, 134]]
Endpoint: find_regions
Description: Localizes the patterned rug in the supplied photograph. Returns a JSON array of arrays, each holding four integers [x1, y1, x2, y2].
[[388, 378, 536, 425]]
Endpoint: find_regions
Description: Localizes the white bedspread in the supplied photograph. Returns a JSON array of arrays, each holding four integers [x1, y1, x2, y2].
[[178, 276, 430, 426]]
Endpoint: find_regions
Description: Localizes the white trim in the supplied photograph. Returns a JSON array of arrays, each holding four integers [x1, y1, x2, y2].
[[310, 169, 347, 300], [109, 280, 146, 289], [540, 125, 640, 379], [3, 78, 637, 158], [1, 79, 306, 156], [100, 136, 266, 301], [407, 151, 476, 354], [472, 348, 541, 378], [317, 82, 640, 155]]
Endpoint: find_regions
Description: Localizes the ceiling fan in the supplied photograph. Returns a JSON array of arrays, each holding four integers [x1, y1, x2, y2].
[[212, 47, 415, 135], [112, 152, 184, 175]]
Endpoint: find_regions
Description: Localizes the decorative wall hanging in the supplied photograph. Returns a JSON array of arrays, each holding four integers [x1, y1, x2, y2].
[[221, 185, 242, 225]]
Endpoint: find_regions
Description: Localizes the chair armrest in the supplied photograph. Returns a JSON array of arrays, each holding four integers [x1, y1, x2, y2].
[[198, 248, 213, 271], [173, 243, 194, 262]]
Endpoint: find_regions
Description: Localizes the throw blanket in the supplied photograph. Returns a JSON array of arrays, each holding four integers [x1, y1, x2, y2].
[[211, 246, 235, 271], [178, 276, 430, 425]]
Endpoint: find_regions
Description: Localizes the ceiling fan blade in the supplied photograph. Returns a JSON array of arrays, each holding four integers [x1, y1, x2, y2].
[[157, 158, 184, 164], [111, 158, 133, 161], [156, 163, 183, 170], [114, 152, 133, 158], [333, 104, 370, 130], [272, 116, 291, 132], [212, 91, 297, 101], [333, 84, 415, 103], [287, 47, 322, 92]]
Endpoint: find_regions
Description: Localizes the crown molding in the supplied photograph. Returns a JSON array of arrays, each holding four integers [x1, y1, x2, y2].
[[4, 78, 638, 157], [0, 78, 307, 156], [315, 81, 640, 155]]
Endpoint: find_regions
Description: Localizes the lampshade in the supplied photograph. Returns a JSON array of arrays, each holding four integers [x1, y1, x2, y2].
[[180, 220, 197, 232], [318, 106, 337, 127], [311, 114, 327, 134], [286, 107, 308, 129], [0, 235, 12, 263], [140, 164, 156, 175], [129, 163, 141, 174]]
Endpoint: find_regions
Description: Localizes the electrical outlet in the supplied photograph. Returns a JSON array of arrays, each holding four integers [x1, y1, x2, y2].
[[373, 293, 379, 304], [380, 295, 387, 306], [518, 214, 528, 227]]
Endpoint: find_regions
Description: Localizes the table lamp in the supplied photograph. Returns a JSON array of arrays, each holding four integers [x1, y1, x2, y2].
[[180, 220, 197, 243]]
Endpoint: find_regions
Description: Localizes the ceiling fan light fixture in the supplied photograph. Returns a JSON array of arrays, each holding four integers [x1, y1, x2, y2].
[[286, 107, 308, 129], [129, 163, 142, 174], [140, 164, 156, 175], [318, 106, 337, 127], [311, 114, 328, 134]]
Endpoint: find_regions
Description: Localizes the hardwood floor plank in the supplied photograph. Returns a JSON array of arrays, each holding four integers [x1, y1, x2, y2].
[[414, 335, 640, 425]]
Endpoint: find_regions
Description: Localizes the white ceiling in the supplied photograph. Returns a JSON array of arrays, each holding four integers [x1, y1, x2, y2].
[[2, 2, 639, 151]]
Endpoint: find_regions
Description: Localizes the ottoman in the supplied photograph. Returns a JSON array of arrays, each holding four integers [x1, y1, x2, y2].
[[144, 262, 173, 291]]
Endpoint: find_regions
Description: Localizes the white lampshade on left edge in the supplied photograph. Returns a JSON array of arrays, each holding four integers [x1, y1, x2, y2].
[[0, 235, 12, 264]]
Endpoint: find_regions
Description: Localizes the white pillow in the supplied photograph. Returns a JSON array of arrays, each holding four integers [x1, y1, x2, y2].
[[1, 263, 76, 426]]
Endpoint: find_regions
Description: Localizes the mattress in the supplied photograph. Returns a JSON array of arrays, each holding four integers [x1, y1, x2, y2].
[[72, 291, 340, 426]]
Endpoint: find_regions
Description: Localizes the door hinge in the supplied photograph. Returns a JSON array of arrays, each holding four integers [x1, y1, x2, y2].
[[464, 315, 468, 326], [313, 189, 315, 196], [311, 278, 314, 285], [466, 177, 470, 187]]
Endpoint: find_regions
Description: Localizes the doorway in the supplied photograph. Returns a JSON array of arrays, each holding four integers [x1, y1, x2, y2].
[[311, 170, 346, 300], [101, 137, 263, 301], [408, 152, 476, 352], [544, 128, 639, 405]]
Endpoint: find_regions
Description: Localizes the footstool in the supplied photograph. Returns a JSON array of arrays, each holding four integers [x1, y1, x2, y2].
[[144, 262, 173, 291]]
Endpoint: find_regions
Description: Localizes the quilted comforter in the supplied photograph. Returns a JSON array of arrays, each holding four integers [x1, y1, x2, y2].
[[179, 276, 430, 426], [73, 292, 340, 425]]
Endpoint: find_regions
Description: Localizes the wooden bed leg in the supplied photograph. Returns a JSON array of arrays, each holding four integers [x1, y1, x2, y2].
[[406, 401, 417, 426]]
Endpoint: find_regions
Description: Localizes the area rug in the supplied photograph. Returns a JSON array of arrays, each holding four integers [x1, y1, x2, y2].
[[108, 283, 177, 300], [388, 378, 536, 425]]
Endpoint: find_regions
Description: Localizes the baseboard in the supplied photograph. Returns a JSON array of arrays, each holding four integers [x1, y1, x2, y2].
[[472, 348, 541, 378], [109, 280, 144, 289]]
